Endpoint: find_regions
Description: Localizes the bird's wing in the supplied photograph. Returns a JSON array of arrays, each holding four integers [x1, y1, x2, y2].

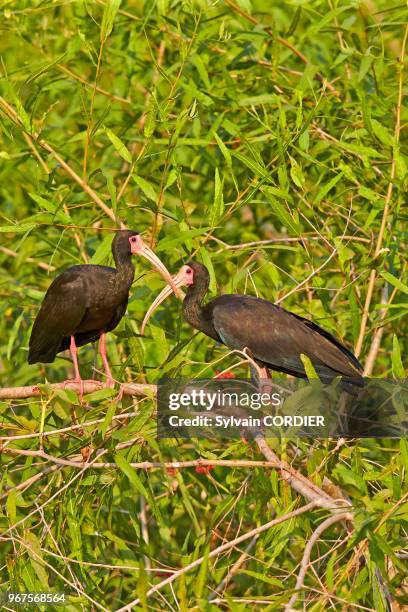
[[105, 299, 128, 333], [28, 272, 87, 363], [210, 295, 362, 379]]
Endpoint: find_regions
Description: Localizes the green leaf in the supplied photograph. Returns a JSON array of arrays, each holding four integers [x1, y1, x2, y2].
[[90, 233, 113, 264], [0, 223, 35, 233], [86, 388, 117, 402], [262, 187, 299, 235], [315, 171, 343, 204], [165, 167, 178, 190], [101, 0, 122, 42], [300, 354, 319, 379], [299, 129, 309, 151], [195, 545, 209, 600], [238, 94, 276, 106], [115, 453, 150, 498], [208, 168, 224, 227], [380, 271, 408, 295], [6, 488, 16, 524], [24, 532, 50, 588], [99, 400, 118, 437], [392, 335, 405, 378], [213, 132, 232, 167], [358, 186, 380, 201], [103, 170, 117, 212], [155, 227, 210, 252], [289, 155, 304, 188], [232, 151, 271, 181], [29, 193, 71, 223], [371, 119, 394, 147], [133, 175, 158, 202], [105, 127, 132, 163], [7, 311, 23, 360], [242, 570, 284, 588]]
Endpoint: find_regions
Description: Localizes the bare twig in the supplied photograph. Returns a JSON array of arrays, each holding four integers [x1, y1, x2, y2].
[[0, 410, 140, 441], [1, 448, 296, 472], [0, 379, 154, 400], [208, 537, 258, 602], [0, 466, 59, 501], [254, 436, 350, 512], [284, 513, 352, 610], [363, 284, 398, 376], [114, 501, 320, 611], [4, 534, 108, 611], [57, 63, 131, 105], [0, 246, 55, 272], [224, 0, 340, 96], [209, 234, 371, 251], [275, 248, 338, 305], [0, 96, 118, 224], [355, 25, 408, 358], [22, 132, 89, 262]]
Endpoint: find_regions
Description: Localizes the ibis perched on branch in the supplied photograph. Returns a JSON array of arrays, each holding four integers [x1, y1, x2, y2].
[[28, 230, 177, 399], [142, 261, 363, 388]]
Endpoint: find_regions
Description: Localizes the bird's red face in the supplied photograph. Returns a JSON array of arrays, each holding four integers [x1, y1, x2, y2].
[[129, 233, 144, 254], [140, 264, 194, 334], [174, 264, 195, 287]]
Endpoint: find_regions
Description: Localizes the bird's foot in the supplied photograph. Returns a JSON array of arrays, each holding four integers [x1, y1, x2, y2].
[[114, 384, 125, 403], [104, 376, 115, 389], [258, 380, 275, 395], [76, 377, 85, 405]]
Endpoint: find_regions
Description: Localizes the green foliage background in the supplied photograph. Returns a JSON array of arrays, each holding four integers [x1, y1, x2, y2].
[[0, 1, 407, 609]]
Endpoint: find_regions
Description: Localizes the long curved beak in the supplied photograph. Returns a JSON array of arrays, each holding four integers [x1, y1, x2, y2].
[[141, 272, 186, 335], [137, 239, 182, 299]]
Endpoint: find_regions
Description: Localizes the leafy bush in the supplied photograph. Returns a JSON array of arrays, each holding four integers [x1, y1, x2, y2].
[[0, 1, 406, 609]]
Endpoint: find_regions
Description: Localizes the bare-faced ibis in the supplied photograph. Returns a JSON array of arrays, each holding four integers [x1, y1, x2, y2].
[[28, 230, 176, 398], [141, 261, 363, 388]]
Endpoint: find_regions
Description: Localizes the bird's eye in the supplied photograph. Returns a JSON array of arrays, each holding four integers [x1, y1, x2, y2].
[[130, 236, 136, 242], [186, 269, 192, 274]]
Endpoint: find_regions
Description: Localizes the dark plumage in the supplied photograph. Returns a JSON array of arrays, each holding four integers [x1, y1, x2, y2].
[[142, 261, 364, 387], [28, 230, 174, 396]]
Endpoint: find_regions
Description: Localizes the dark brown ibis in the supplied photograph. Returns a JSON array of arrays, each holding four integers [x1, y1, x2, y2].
[[28, 230, 177, 398], [141, 261, 364, 388]]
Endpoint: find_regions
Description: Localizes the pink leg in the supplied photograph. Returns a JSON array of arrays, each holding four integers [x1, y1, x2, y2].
[[99, 333, 114, 388], [70, 335, 84, 402], [243, 348, 274, 395], [253, 364, 274, 395]]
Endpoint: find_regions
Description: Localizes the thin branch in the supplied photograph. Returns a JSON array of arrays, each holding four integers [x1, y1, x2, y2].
[[0, 246, 55, 272], [0, 410, 140, 441], [114, 501, 320, 611], [224, 0, 339, 96], [208, 537, 258, 602], [0, 448, 109, 537], [0, 96, 118, 224], [363, 284, 398, 376], [275, 248, 338, 305], [0, 379, 154, 400], [284, 513, 352, 611], [210, 234, 371, 251], [355, 24, 408, 358], [255, 436, 351, 512], [0, 466, 59, 501], [22, 132, 89, 262], [1, 448, 294, 471], [57, 63, 131, 105], [5, 534, 108, 612]]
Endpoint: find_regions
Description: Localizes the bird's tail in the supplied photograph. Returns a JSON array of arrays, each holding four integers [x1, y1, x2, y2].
[[28, 330, 62, 364], [340, 375, 365, 396]]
